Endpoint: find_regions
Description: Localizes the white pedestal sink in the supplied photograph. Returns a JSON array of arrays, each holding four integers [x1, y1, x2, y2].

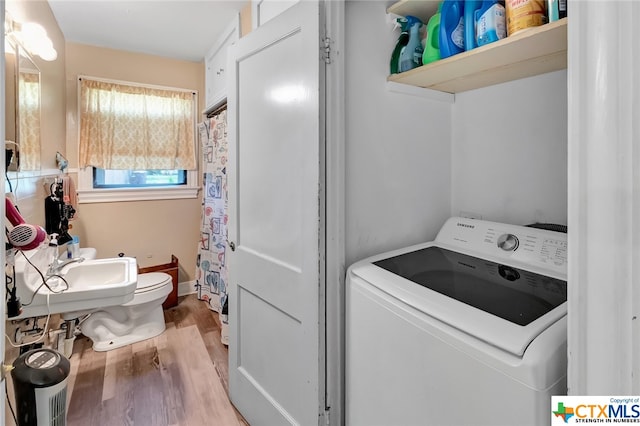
[[9, 247, 137, 320]]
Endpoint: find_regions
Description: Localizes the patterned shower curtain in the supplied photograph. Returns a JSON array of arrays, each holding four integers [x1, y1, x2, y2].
[[196, 108, 229, 344]]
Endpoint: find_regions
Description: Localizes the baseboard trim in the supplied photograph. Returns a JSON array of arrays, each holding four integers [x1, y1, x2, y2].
[[178, 280, 197, 297]]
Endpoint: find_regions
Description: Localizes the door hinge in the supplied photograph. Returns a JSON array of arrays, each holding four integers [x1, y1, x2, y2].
[[323, 37, 332, 64]]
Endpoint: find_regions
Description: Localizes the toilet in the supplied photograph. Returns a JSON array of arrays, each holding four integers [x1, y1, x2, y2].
[[78, 272, 173, 351]]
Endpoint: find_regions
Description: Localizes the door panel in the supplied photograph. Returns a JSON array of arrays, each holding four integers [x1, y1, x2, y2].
[[237, 287, 305, 413], [227, 2, 324, 425], [252, 0, 300, 29], [238, 28, 305, 270]]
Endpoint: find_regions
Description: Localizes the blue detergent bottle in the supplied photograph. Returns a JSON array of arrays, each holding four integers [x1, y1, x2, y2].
[[398, 16, 424, 72], [440, 0, 465, 59], [464, 0, 483, 51], [475, 0, 506, 47], [422, 4, 442, 65]]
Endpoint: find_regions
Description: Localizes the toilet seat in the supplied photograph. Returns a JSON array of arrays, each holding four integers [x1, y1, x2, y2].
[[122, 272, 172, 306], [135, 272, 172, 294]]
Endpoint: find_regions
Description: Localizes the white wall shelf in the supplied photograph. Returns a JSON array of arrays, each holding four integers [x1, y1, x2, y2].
[[387, 0, 440, 22], [387, 0, 567, 94]]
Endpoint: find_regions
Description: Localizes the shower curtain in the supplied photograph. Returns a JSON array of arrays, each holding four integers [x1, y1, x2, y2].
[[196, 107, 229, 345]]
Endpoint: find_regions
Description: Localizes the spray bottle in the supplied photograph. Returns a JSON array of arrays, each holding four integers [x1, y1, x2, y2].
[[398, 16, 423, 73], [390, 17, 410, 74]]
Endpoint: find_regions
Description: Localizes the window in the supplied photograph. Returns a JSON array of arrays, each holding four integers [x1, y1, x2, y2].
[[19, 70, 41, 171], [93, 169, 187, 188], [77, 76, 199, 203]]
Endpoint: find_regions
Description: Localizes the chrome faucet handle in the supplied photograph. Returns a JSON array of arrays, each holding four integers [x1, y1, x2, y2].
[[48, 256, 85, 276]]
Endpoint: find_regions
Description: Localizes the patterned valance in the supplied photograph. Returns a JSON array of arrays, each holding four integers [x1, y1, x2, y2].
[[79, 77, 196, 170]]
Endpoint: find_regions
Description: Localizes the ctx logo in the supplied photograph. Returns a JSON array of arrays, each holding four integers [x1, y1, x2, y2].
[[553, 402, 608, 423], [575, 404, 608, 418]]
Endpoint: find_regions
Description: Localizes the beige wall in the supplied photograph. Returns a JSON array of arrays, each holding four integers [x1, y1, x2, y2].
[[64, 43, 205, 168], [5, 0, 66, 231], [6, 0, 66, 172], [65, 43, 204, 281], [241, 2, 253, 37], [6, 2, 217, 284]]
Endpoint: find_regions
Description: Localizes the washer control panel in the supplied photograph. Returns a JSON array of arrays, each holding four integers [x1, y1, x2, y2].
[[436, 217, 567, 276]]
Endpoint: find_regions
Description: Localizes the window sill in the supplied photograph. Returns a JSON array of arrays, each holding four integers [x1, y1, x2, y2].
[[77, 186, 199, 204]]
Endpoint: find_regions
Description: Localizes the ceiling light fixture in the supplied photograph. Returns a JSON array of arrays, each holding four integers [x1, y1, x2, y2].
[[4, 13, 57, 61]]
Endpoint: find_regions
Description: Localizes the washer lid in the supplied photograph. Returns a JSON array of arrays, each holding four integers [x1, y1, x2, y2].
[[137, 272, 171, 291], [351, 243, 567, 357]]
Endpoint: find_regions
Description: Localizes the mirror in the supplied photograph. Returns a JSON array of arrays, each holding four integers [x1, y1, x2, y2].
[[4, 38, 41, 171]]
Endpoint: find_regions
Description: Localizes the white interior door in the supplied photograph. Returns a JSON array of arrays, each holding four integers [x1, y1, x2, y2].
[[227, 2, 325, 425]]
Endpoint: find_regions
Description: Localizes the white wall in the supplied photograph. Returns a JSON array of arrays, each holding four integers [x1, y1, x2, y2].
[[345, 2, 567, 267], [452, 70, 568, 226], [345, 1, 452, 266]]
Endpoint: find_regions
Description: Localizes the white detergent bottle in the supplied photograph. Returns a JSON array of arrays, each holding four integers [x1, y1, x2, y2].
[[476, 0, 507, 47]]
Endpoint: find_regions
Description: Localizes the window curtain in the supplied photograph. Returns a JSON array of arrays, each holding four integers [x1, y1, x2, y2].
[[78, 78, 196, 170], [196, 108, 229, 344], [18, 71, 40, 171]]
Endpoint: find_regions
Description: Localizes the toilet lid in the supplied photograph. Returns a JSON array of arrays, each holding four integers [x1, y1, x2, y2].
[[136, 272, 172, 293]]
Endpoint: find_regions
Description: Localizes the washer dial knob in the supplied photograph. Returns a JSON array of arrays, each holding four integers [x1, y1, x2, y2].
[[497, 233, 519, 251]]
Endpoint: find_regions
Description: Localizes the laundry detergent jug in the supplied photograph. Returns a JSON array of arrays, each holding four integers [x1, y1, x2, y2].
[[440, 0, 465, 59], [464, 0, 483, 51], [476, 0, 506, 47], [422, 4, 442, 65]]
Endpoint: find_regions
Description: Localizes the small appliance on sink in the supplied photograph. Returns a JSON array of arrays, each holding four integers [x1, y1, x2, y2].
[[346, 217, 568, 426]]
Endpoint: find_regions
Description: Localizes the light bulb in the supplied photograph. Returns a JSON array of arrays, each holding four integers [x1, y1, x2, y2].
[[12, 21, 57, 61], [19, 22, 47, 40], [39, 47, 57, 61]]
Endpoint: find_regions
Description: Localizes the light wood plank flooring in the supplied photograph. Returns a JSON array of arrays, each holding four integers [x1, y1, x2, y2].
[[6, 294, 248, 426]]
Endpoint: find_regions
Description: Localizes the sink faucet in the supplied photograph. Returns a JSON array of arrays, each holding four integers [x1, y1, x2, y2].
[[45, 233, 85, 277], [47, 257, 85, 277]]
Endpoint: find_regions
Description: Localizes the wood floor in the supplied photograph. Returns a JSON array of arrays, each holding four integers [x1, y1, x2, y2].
[[6, 294, 248, 426]]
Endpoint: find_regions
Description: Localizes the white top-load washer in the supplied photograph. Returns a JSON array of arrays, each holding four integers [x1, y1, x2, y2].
[[346, 217, 568, 426]]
